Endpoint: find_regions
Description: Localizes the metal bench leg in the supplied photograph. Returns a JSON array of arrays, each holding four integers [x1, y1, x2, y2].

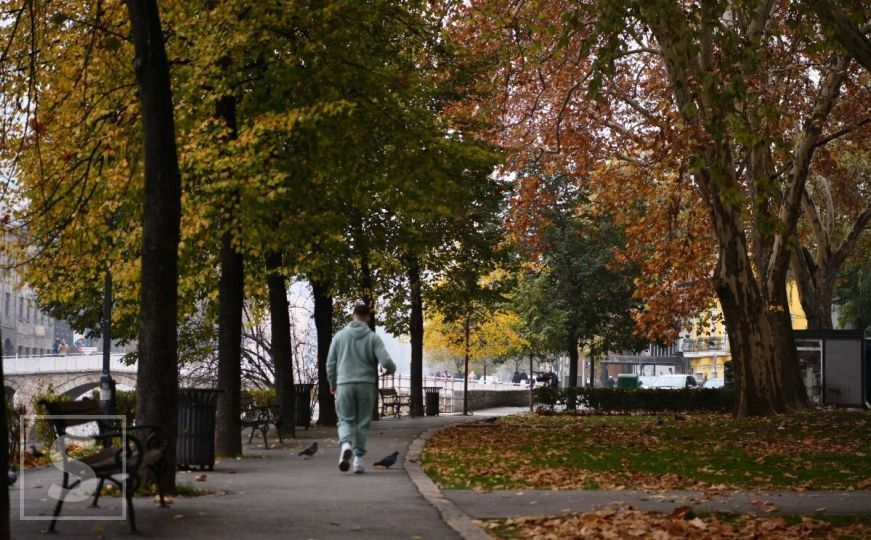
[[44, 472, 70, 533], [90, 478, 106, 508], [247, 427, 257, 444], [261, 427, 269, 449], [125, 475, 139, 533]]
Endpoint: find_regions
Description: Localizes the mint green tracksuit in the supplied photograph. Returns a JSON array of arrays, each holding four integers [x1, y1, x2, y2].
[[327, 321, 396, 457]]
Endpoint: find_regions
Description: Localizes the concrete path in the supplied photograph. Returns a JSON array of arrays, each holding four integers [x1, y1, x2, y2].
[[446, 489, 871, 519], [10, 415, 475, 539]]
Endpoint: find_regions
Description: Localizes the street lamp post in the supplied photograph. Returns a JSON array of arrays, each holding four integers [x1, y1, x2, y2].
[[99, 269, 116, 418]]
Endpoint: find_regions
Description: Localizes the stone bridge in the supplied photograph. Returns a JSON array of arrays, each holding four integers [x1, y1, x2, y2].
[[3, 354, 137, 411]]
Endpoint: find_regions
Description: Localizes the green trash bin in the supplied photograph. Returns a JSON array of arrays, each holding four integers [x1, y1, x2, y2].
[[616, 374, 639, 389]]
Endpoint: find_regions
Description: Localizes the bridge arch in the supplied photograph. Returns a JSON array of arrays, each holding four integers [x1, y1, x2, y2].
[[3, 378, 20, 406], [54, 373, 138, 400]]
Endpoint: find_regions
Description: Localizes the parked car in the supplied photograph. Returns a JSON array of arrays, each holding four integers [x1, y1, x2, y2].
[[648, 374, 700, 389], [638, 376, 658, 388], [704, 378, 725, 389]]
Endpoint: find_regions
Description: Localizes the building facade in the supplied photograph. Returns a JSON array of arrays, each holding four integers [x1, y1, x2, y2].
[[0, 268, 57, 357]]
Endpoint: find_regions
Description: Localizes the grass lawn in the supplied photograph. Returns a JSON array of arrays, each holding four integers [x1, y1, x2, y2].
[[484, 510, 871, 539], [422, 411, 870, 491]]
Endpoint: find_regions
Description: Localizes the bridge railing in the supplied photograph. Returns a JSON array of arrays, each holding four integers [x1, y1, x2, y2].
[[3, 353, 135, 375]]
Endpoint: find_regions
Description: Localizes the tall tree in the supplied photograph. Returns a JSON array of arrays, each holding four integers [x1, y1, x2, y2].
[[266, 253, 295, 437], [458, 0, 868, 415], [126, 0, 182, 491], [511, 174, 643, 399], [312, 279, 337, 426]]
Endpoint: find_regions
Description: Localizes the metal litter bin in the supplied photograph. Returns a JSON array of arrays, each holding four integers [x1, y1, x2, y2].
[[295, 383, 314, 430], [177, 388, 222, 470], [423, 387, 442, 416]]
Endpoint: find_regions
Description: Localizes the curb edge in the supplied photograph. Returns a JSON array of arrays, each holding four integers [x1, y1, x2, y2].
[[405, 422, 492, 540]]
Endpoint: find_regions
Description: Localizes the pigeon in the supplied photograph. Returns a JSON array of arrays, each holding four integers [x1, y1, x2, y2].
[[29, 445, 44, 459], [656, 417, 665, 426], [373, 451, 400, 469], [8, 466, 17, 487], [298, 442, 318, 458]]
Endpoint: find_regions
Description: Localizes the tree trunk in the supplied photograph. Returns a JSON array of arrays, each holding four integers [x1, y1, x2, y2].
[[567, 333, 578, 410], [528, 352, 534, 412], [1, 329, 9, 540], [463, 314, 470, 415], [266, 253, 295, 437], [407, 256, 425, 417], [126, 0, 181, 493], [356, 240, 379, 419], [215, 231, 244, 456], [589, 356, 595, 388], [214, 94, 244, 457], [312, 279, 337, 427], [714, 227, 810, 416], [791, 247, 836, 330]]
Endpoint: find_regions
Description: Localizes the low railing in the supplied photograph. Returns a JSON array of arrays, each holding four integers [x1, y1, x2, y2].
[[381, 373, 529, 413], [3, 353, 135, 375]]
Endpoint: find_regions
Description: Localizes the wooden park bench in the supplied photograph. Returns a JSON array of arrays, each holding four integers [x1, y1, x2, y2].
[[240, 393, 283, 449], [40, 399, 169, 534], [378, 388, 411, 419]]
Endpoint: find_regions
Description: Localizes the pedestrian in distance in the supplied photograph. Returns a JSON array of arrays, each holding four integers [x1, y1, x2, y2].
[[327, 304, 396, 474]]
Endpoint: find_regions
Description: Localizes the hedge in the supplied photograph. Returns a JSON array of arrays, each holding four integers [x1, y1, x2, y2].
[[535, 386, 735, 414]]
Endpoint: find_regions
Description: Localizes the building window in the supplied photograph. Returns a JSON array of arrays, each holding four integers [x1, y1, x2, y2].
[[18, 298, 23, 319], [4, 292, 9, 317], [26, 299, 32, 322], [17, 345, 22, 356]]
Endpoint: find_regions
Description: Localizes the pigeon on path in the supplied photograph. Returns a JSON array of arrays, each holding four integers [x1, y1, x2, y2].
[[298, 442, 318, 459], [373, 451, 399, 469], [29, 445, 44, 459], [8, 466, 17, 487]]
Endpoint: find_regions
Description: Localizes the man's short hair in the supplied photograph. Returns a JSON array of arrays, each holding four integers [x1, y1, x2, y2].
[[352, 304, 372, 318]]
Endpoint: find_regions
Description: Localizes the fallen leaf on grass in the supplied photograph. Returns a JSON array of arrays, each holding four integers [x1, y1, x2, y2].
[[688, 517, 706, 529]]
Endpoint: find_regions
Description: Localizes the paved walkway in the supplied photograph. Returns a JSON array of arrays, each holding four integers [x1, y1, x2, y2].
[[446, 489, 871, 519], [10, 415, 475, 539]]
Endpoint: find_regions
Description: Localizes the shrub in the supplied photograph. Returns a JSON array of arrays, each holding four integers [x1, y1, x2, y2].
[[31, 383, 72, 449], [89, 389, 137, 425], [248, 387, 276, 407], [535, 386, 734, 414], [6, 398, 27, 465]]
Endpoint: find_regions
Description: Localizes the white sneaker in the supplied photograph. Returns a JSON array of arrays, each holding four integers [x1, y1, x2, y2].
[[352, 456, 364, 474], [338, 443, 352, 472]]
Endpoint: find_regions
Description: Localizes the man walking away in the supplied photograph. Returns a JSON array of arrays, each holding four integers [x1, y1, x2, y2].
[[327, 305, 396, 473]]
